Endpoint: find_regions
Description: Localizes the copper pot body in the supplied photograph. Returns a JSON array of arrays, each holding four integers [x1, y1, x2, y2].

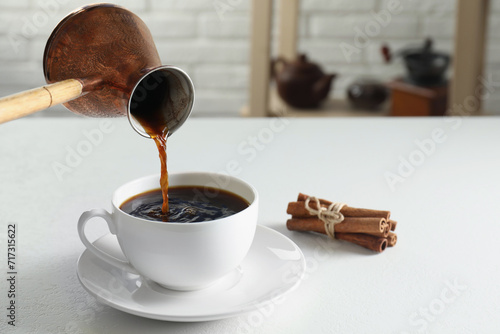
[[43, 4, 194, 136]]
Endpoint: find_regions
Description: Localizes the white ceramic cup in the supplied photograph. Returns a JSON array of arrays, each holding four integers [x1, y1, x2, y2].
[[78, 172, 258, 291]]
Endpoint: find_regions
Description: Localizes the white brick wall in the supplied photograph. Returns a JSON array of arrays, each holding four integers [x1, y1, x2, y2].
[[0, 0, 499, 117], [144, 13, 198, 38], [0, 0, 30, 9], [422, 15, 455, 38], [302, 0, 378, 11], [310, 15, 420, 38], [380, 0, 456, 12], [199, 13, 250, 37]]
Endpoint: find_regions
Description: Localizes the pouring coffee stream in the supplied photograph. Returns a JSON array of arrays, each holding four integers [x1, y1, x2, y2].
[[0, 4, 195, 213], [129, 72, 176, 213]]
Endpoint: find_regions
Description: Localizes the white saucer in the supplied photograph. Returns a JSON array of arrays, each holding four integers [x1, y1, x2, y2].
[[77, 225, 306, 322]]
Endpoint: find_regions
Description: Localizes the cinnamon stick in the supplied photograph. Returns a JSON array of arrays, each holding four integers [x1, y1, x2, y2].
[[383, 222, 391, 235], [338, 217, 387, 235], [287, 201, 391, 221], [287, 218, 326, 235], [335, 233, 387, 253], [389, 220, 397, 231], [387, 232, 397, 247], [287, 217, 388, 237], [292, 195, 391, 220], [297, 193, 332, 206]]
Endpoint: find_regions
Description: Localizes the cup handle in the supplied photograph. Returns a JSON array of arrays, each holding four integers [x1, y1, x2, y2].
[[78, 208, 139, 275]]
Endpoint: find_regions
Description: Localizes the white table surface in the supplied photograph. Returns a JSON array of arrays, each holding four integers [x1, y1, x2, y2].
[[1, 116, 500, 334]]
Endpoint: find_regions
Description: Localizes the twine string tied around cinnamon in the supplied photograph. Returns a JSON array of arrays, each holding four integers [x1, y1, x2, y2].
[[304, 196, 345, 239]]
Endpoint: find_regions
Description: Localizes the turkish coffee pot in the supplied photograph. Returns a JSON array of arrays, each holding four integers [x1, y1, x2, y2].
[[272, 54, 336, 109], [0, 4, 195, 138], [381, 38, 450, 87]]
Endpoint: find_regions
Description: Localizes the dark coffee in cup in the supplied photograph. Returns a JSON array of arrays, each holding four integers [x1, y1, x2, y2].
[[120, 186, 249, 223]]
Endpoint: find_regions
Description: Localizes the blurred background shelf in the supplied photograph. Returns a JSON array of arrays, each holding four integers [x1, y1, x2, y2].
[[245, 0, 492, 118], [241, 88, 389, 117]]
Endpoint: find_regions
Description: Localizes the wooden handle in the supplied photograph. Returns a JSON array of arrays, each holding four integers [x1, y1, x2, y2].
[[0, 79, 83, 124]]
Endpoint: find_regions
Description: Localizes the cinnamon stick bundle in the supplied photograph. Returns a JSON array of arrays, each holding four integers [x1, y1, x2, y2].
[[296, 193, 391, 220], [286, 193, 399, 253], [287, 217, 389, 237]]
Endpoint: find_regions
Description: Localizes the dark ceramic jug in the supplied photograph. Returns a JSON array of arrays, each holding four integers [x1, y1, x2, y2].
[[347, 79, 388, 110]]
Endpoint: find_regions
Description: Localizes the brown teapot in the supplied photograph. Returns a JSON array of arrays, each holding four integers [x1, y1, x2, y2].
[[273, 54, 336, 109]]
